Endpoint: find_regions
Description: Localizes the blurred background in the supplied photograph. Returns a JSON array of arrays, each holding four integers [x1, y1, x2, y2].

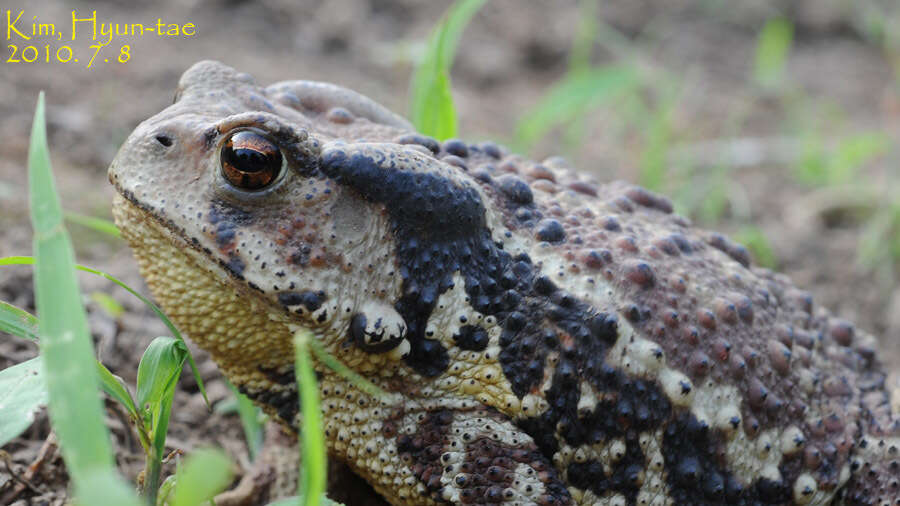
[[1, 0, 898, 502]]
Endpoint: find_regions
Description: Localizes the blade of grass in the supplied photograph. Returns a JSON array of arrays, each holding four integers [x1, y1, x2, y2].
[[170, 448, 233, 506], [409, 0, 486, 139], [29, 90, 115, 474], [307, 339, 387, 399], [0, 300, 39, 341], [156, 475, 177, 506], [734, 226, 778, 269], [136, 336, 189, 503], [0, 255, 209, 408], [267, 498, 341, 506], [0, 357, 47, 447], [74, 471, 143, 506], [753, 18, 793, 88], [96, 362, 140, 422], [637, 97, 676, 191], [91, 291, 125, 319], [27, 92, 139, 505], [64, 212, 121, 238], [559, 0, 600, 152], [224, 381, 265, 461], [136, 337, 188, 417], [568, 0, 598, 74], [514, 65, 638, 151], [294, 330, 325, 506]]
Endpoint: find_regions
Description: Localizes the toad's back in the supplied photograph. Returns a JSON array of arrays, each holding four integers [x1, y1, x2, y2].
[[109, 61, 899, 505]]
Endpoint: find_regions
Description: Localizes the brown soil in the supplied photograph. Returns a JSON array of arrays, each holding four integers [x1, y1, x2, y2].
[[1, 1, 898, 504]]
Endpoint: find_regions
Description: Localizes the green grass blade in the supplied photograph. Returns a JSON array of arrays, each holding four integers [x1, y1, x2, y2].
[[267, 497, 342, 506], [753, 18, 793, 88], [0, 357, 47, 447], [64, 212, 121, 238], [0, 300, 39, 341], [266, 499, 301, 506], [224, 381, 265, 461], [514, 65, 638, 151], [28, 93, 141, 506], [96, 361, 139, 420], [858, 201, 900, 270], [137, 336, 189, 504], [0, 255, 209, 408], [568, 0, 598, 74], [637, 101, 675, 191], [74, 470, 142, 506], [156, 474, 178, 505], [170, 448, 233, 506], [734, 226, 778, 269], [409, 0, 486, 139], [294, 330, 325, 506], [28, 92, 120, 487], [91, 291, 125, 319], [308, 339, 387, 399], [136, 337, 188, 414]]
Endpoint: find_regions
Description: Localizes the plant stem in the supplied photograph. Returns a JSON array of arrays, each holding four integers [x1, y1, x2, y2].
[[144, 448, 162, 506]]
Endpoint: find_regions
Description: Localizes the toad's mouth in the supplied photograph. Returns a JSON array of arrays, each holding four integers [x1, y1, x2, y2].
[[112, 191, 237, 281], [111, 187, 248, 283], [111, 192, 308, 326], [111, 192, 302, 372]]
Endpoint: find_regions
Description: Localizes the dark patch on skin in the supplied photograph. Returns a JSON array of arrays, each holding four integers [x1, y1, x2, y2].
[[661, 412, 792, 505], [521, 337, 671, 505], [203, 127, 217, 149], [395, 409, 453, 495], [456, 412, 572, 506], [452, 325, 490, 351], [208, 201, 254, 276], [394, 408, 572, 506], [278, 290, 325, 312], [224, 254, 246, 278], [239, 380, 298, 425], [258, 364, 296, 386], [321, 150, 494, 376], [321, 151, 485, 235], [209, 198, 253, 228], [566, 431, 645, 503], [290, 245, 312, 266]]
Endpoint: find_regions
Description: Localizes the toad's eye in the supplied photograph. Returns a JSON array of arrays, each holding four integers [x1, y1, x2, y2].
[[220, 131, 282, 190]]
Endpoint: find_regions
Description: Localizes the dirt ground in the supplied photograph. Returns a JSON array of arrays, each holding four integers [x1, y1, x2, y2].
[[1, 1, 898, 504]]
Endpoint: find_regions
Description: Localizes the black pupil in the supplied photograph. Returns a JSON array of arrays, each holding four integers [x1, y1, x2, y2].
[[226, 146, 272, 173]]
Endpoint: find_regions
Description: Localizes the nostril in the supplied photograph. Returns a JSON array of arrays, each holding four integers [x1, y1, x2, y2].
[[155, 134, 173, 147]]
